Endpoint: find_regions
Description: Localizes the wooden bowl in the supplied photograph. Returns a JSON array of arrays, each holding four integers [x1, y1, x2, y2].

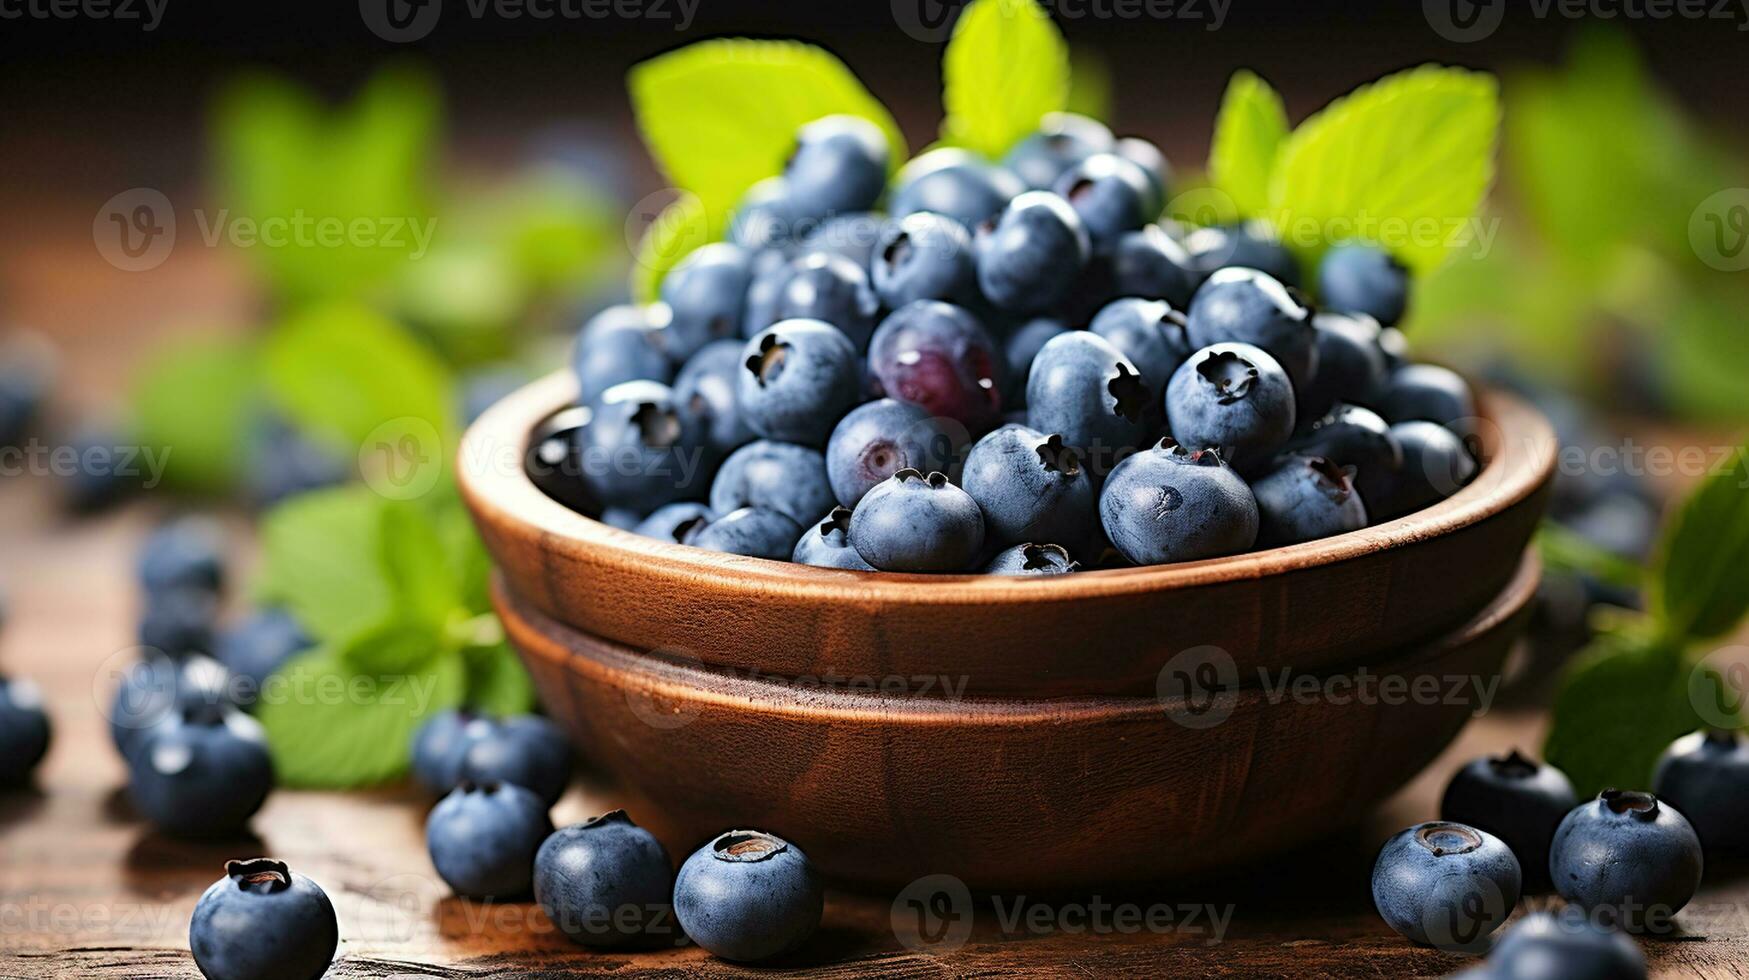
[[499, 552, 1539, 890], [461, 371, 1555, 698]]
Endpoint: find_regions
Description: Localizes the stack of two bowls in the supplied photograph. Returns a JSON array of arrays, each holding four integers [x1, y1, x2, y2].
[[460, 372, 1556, 890]]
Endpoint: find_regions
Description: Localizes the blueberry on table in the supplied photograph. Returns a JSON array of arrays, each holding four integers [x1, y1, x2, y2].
[[976, 191, 1092, 314], [535, 810, 678, 949], [59, 425, 140, 514], [1549, 789, 1703, 932], [1486, 908, 1646, 980], [214, 608, 312, 694], [0, 675, 51, 785], [661, 242, 754, 361], [1440, 749, 1578, 890], [1298, 312, 1390, 422], [790, 508, 875, 571], [525, 406, 598, 517], [138, 586, 221, 657], [783, 115, 889, 219], [1002, 112, 1113, 191], [825, 399, 956, 509], [1111, 225, 1200, 309], [632, 502, 716, 544], [1001, 317, 1069, 410], [458, 714, 573, 807], [961, 425, 1097, 552], [1370, 821, 1521, 950], [109, 655, 239, 764], [127, 705, 274, 838], [1090, 297, 1192, 396], [866, 301, 1004, 435], [571, 304, 675, 406], [1290, 403, 1401, 492], [1025, 331, 1155, 472], [737, 320, 862, 448], [685, 507, 804, 560], [1183, 220, 1302, 288], [871, 211, 978, 310], [410, 709, 493, 796], [674, 829, 824, 963], [1369, 420, 1477, 521], [1185, 266, 1317, 391], [709, 439, 836, 527], [1655, 729, 1749, 854], [848, 469, 985, 573], [189, 859, 338, 980], [1052, 152, 1156, 252], [769, 253, 881, 351], [1317, 242, 1409, 327], [1098, 441, 1258, 566], [1249, 454, 1369, 547], [889, 147, 1022, 229], [426, 781, 553, 899], [1378, 363, 1476, 436], [138, 515, 227, 597], [984, 542, 1079, 576], [1166, 343, 1297, 473], [579, 380, 709, 511]]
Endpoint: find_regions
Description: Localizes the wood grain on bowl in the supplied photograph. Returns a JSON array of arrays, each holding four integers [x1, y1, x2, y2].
[[496, 552, 1539, 890], [461, 372, 1555, 698]]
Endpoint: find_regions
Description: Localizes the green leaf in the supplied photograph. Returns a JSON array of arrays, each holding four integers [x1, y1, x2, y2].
[[379, 498, 461, 629], [464, 640, 536, 717], [1537, 522, 1644, 593], [1543, 631, 1707, 797], [257, 648, 466, 788], [940, 0, 1070, 158], [1208, 70, 1289, 219], [255, 485, 395, 643], [1653, 442, 1749, 640], [630, 193, 723, 304], [130, 335, 258, 493], [1269, 65, 1500, 275], [629, 39, 905, 219], [339, 616, 444, 676]]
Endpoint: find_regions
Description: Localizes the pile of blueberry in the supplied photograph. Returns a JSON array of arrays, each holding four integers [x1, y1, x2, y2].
[[1374, 734, 1749, 975], [535, 112, 1479, 573]]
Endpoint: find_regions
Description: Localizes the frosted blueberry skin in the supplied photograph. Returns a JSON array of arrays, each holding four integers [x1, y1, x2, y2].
[[1379, 363, 1476, 436], [729, 177, 799, 252], [1249, 454, 1369, 547], [1185, 266, 1317, 392], [410, 709, 489, 796], [1291, 403, 1401, 493], [709, 440, 836, 527], [426, 781, 553, 899], [871, 211, 979, 310], [571, 304, 674, 406], [534, 811, 679, 949], [737, 320, 863, 448], [662, 243, 754, 360], [848, 469, 986, 573], [673, 830, 824, 963], [633, 502, 716, 544], [976, 191, 1092, 314], [1165, 343, 1297, 474], [961, 424, 1097, 553], [674, 339, 757, 458], [1370, 821, 1522, 950], [791, 508, 875, 571], [984, 542, 1079, 576], [579, 380, 710, 512], [1052, 152, 1156, 253], [741, 248, 797, 339], [1655, 729, 1749, 854], [1440, 749, 1579, 890], [867, 301, 1004, 436], [1489, 909, 1647, 980], [1090, 297, 1193, 396], [1318, 242, 1409, 327], [825, 399, 956, 509], [889, 147, 1024, 229], [1369, 420, 1477, 521], [686, 507, 804, 561], [0, 676, 50, 785], [458, 715, 574, 806], [1001, 317, 1069, 410], [525, 406, 598, 517], [1025, 331, 1155, 474], [1002, 112, 1113, 191], [1183, 220, 1303, 288], [189, 859, 338, 980], [1111, 225, 1200, 309], [768, 253, 882, 351], [1098, 441, 1259, 566], [1550, 790, 1704, 933], [128, 707, 274, 838], [783, 115, 889, 219], [1298, 312, 1391, 422], [1114, 136, 1171, 216]]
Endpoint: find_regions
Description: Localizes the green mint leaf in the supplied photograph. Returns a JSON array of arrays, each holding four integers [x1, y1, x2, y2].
[[1207, 70, 1288, 219], [256, 648, 466, 788], [130, 335, 258, 494], [1536, 522, 1644, 593], [255, 485, 396, 643], [631, 193, 721, 304], [1543, 630, 1708, 797], [1653, 443, 1749, 640], [339, 616, 444, 677], [379, 498, 462, 629], [1269, 65, 1500, 275], [464, 640, 536, 717], [940, 0, 1070, 159], [629, 39, 906, 220]]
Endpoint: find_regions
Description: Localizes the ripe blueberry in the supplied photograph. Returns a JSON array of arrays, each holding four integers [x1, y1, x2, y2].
[[571, 304, 674, 406], [579, 380, 709, 511], [1052, 152, 1156, 252], [1379, 363, 1475, 436], [1002, 112, 1113, 191], [848, 469, 985, 572], [889, 147, 1023, 228], [1001, 317, 1069, 410], [535, 810, 678, 949], [1370, 420, 1477, 521], [768, 253, 881, 350], [662, 243, 754, 360], [1317, 243, 1409, 327], [633, 501, 716, 544], [673, 338, 756, 458], [1090, 297, 1192, 395], [1249, 454, 1368, 547], [784, 115, 889, 218], [984, 542, 1079, 576], [686, 506, 804, 560], [825, 398, 955, 508], [1186, 267, 1317, 391], [1440, 749, 1578, 890], [128, 704, 274, 838], [1297, 312, 1390, 422], [1485, 908, 1646, 980], [1111, 225, 1200, 308], [458, 714, 573, 806], [426, 781, 553, 899], [1184, 220, 1302, 288], [0, 675, 50, 785], [1654, 729, 1749, 854], [738, 320, 862, 447], [962, 425, 1097, 552], [1026, 331, 1154, 472], [1098, 441, 1258, 565], [867, 301, 1003, 434], [871, 211, 979, 309], [189, 859, 338, 980], [1165, 343, 1297, 473], [976, 191, 1091, 314], [214, 609, 312, 694], [410, 709, 491, 796], [1371, 821, 1521, 949], [790, 507, 875, 571], [1550, 790, 1703, 932], [674, 829, 824, 962], [138, 515, 226, 597], [709, 439, 835, 526]]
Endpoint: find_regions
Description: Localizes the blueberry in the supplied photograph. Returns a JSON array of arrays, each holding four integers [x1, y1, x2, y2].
[[867, 301, 1004, 434], [1090, 297, 1192, 395], [672, 339, 754, 457], [710, 439, 835, 526], [1184, 220, 1302, 287], [110, 654, 186, 759], [1550, 790, 1703, 932], [1111, 225, 1200, 308], [535, 810, 678, 948], [1290, 404, 1402, 499], [214, 609, 311, 694], [1371, 821, 1520, 949], [128, 705, 274, 838], [662, 243, 754, 360], [1025, 331, 1154, 470], [741, 248, 798, 339], [798, 211, 889, 269], [1378, 363, 1475, 435], [410, 709, 490, 796], [0, 675, 50, 785], [1003, 112, 1113, 190], [962, 425, 1097, 551], [1370, 420, 1477, 520], [738, 320, 862, 446], [674, 829, 824, 962], [139, 586, 221, 657], [0, 331, 54, 448], [244, 415, 349, 508], [1441, 750, 1578, 890], [984, 542, 1079, 576], [1114, 136, 1171, 217], [1558, 491, 1660, 563], [976, 191, 1091, 314], [1486, 908, 1646, 980], [458, 714, 573, 806], [889, 148, 1023, 228], [1318, 243, 1409, 326], [767, 252, 882, 350], [1053, 152, 1155, 252], [1098, 441, 1259, 565], [59, 424, 139, 513], [1297, 312, 1390, 422], [729, 177, 799, 252], [601, 507, 643, 531], [1250, 454, 1368, 546], [426, 781, 553, 899], [579, 380, 709, 512], [525, 406, 598, 516], [784, 115, 888, 218], [1186, 267, 1316, 391], [848, 468, 985, 572], [1000, 317, 1069, 410], [1654, 729, 1749, 855], [139, 516, 227, 597], [825, 399, 955, 508], [790, 507, 875, 571], [686, 507, 803, 560], [189, 859, 338, 980], [633, 501, 716, 544], [1165, 343, 1297, 472], [871, 211, 978, 309], [571, 304, 675, 406]]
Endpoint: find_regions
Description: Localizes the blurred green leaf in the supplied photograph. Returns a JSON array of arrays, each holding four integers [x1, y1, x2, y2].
[[255, 485, 394, 644], [941, 0, 1070, 158], [463, 640, 537, 717], [1653, 442, 1749, 640], [1663, 284, 1749, 425], [631, 193, 721, 303], [395, 245, 525, 365], [380, 499, 461, 630], [1538, 523, 1645, 593], [1544, 630, 1705, 797], [1208, 70, 1288, 219], [339, 616, 444, 677], [130, 335, 257, 493]]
